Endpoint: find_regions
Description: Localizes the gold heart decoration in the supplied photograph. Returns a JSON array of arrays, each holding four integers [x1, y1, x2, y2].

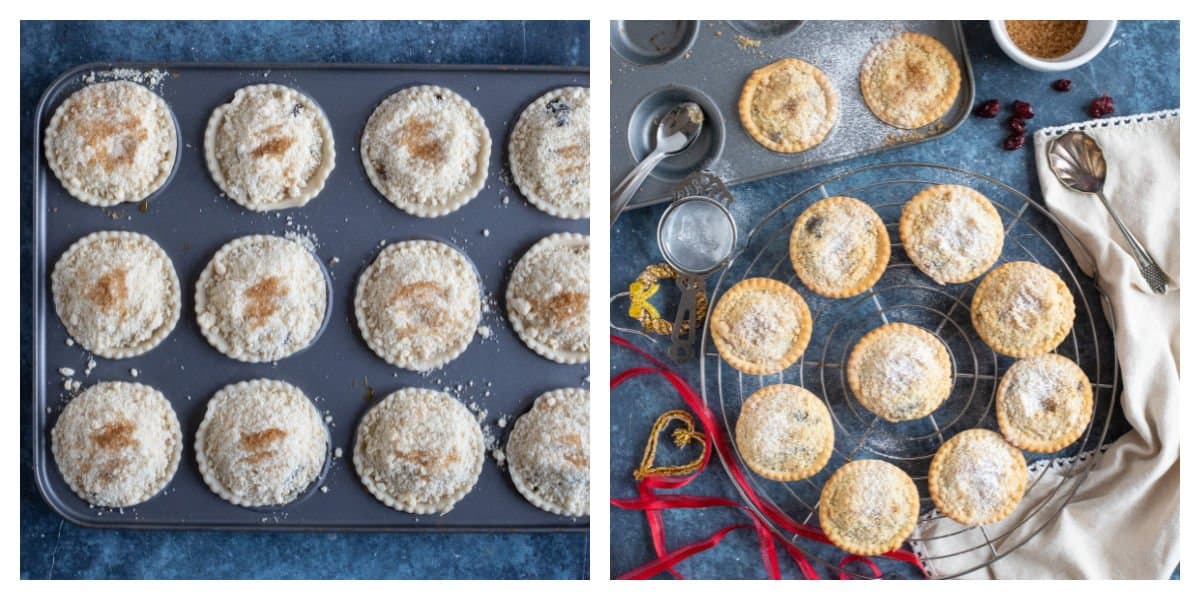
[[633, 410, 708, 481]]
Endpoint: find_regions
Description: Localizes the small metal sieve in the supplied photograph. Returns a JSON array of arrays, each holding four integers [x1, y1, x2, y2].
[[656, 194, 738, 362]]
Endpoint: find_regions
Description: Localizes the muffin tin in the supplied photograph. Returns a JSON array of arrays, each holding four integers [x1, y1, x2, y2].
[[32, 62, 589, 531], [610, 20, 974, 210]]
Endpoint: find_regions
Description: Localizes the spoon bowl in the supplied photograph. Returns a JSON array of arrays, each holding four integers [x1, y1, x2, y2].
[[655, 102, 704, 155], [1048, 131, 1107, 194]]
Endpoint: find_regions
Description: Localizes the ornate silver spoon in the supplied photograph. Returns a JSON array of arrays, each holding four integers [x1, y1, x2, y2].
[[1047, 130, 1169, 293]]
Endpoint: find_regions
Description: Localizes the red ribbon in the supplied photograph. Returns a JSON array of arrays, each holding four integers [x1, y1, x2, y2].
[[839, 555, 885, 580], [611, 334, 928, 580]]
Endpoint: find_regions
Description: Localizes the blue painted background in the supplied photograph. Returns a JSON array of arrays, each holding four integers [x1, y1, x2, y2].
[[609, 20, 1179, 580], [20, 20, 589, 580]]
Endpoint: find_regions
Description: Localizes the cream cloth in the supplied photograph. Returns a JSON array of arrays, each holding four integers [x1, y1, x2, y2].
[[910, 110, 1180, 579]]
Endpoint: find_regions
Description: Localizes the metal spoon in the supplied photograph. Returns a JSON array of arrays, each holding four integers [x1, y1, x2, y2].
[[1047, 131, 1169, 293], [610, 102, 704, 226]]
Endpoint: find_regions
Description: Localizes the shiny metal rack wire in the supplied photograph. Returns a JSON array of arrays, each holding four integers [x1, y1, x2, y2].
[[699, 162, 1119, 579]]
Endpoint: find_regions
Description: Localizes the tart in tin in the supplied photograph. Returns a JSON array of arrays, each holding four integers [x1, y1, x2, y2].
[[353, 387, 485, 514], [860, 32, 961, 129], [52, 381, 182, 508], [44, 80, 178, 206], [739, 58, 838, 153], [508, 86, 590, 219], [506, 388, 590, 516]]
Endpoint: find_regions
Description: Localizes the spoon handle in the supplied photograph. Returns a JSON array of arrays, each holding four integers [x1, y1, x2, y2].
[[610, 149, 667, 226], [1094, 189, 1170, 293]]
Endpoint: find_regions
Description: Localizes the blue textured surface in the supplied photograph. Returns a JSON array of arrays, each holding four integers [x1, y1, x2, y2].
[[609, 20, 1179, 579], [20, 20, 589, 580]]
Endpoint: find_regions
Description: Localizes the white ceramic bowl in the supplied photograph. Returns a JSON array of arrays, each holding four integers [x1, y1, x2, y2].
[[990, 20, 1117, 72]]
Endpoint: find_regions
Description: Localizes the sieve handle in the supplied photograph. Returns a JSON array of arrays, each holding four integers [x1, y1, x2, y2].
[[667, 274, 705, 363]]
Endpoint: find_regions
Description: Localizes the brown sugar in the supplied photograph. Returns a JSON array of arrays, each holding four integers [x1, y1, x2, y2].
[[93, 420, 137, 450], [244, 275, 286, 329], [251, 136, 295, 158], [544, 291, 588, 323], [1005, 21, 1087, 59], [399, 117, 444, 162], [87, 268, 129, 314]]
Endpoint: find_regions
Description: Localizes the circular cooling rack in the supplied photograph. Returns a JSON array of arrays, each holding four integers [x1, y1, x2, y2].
[[699, 162, 1120, 579]]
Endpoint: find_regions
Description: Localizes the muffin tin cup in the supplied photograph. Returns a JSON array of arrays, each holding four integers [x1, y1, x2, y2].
[[193, 234, 336, 364], [44, 80, 185, 209], [626, 84, 726, 183], [611, 20, 699, 67], [32, 62, 589, 531], [725, 20, 806, 39]]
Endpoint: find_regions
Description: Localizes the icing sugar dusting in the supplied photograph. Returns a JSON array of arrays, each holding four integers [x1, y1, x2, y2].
[[960, 446, 1006, 511], [1009, 358, 1062, 417], [1007, 281, 1046, 330], [915, 187, 1000, 280], [944, 434, 1016, 516], [881, 340, 935, 391]]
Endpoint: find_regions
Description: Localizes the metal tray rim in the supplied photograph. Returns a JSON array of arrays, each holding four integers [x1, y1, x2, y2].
[[617, 20, 976, 211], [31, 60, 590, 533]]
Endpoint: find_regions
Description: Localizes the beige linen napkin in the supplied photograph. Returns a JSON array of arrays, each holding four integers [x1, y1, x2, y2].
[[910, 110, 1180, 579]]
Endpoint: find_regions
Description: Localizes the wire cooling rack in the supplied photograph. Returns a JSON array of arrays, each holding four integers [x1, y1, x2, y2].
[[699, 162, 1120, 579]]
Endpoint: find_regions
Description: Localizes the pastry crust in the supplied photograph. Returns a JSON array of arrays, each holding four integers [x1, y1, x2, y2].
[[506, 388, 590, 517], [899, 184, 1004, 285], [354, 239, 482, 371], [735, 384, 834, 481], [710, 277, 812, 375], [996, 354, 1093, 452], [195, 234, 328, 363], [506, 233, 590, 364], [51, 381, 182, 507], [204, 84, 336, 212], [353, 387, 485, 514], [44, 80, 178, 206], [508, 86, 590, 219], [819, 459, 920, 556], [194, 379, 328, 507], [739, 58, 838, 153], [789, 196, 890, 298], [928, 428, 1028, 525], [860, 32, 961, 129], [710, 277, 816, 374], [360, 85, 490, 217], [847, 322, 953, 422], [51, 230, 181, 359], [971, 261, 1075, 358]]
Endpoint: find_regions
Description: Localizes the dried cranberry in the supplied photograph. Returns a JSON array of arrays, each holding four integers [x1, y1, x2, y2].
[[1003, 134, 1026, 151], [1052, 79, 1072, 92], [975, 99, 1001, 118], [1009, 117, 1027, 134], [1012, 100, 1035, 119], [1088, 95, 1115, 118]]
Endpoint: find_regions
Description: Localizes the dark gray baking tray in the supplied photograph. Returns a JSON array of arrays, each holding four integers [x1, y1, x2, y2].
[[32, 62, 589, 531], [610, 20, 975, 210]]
